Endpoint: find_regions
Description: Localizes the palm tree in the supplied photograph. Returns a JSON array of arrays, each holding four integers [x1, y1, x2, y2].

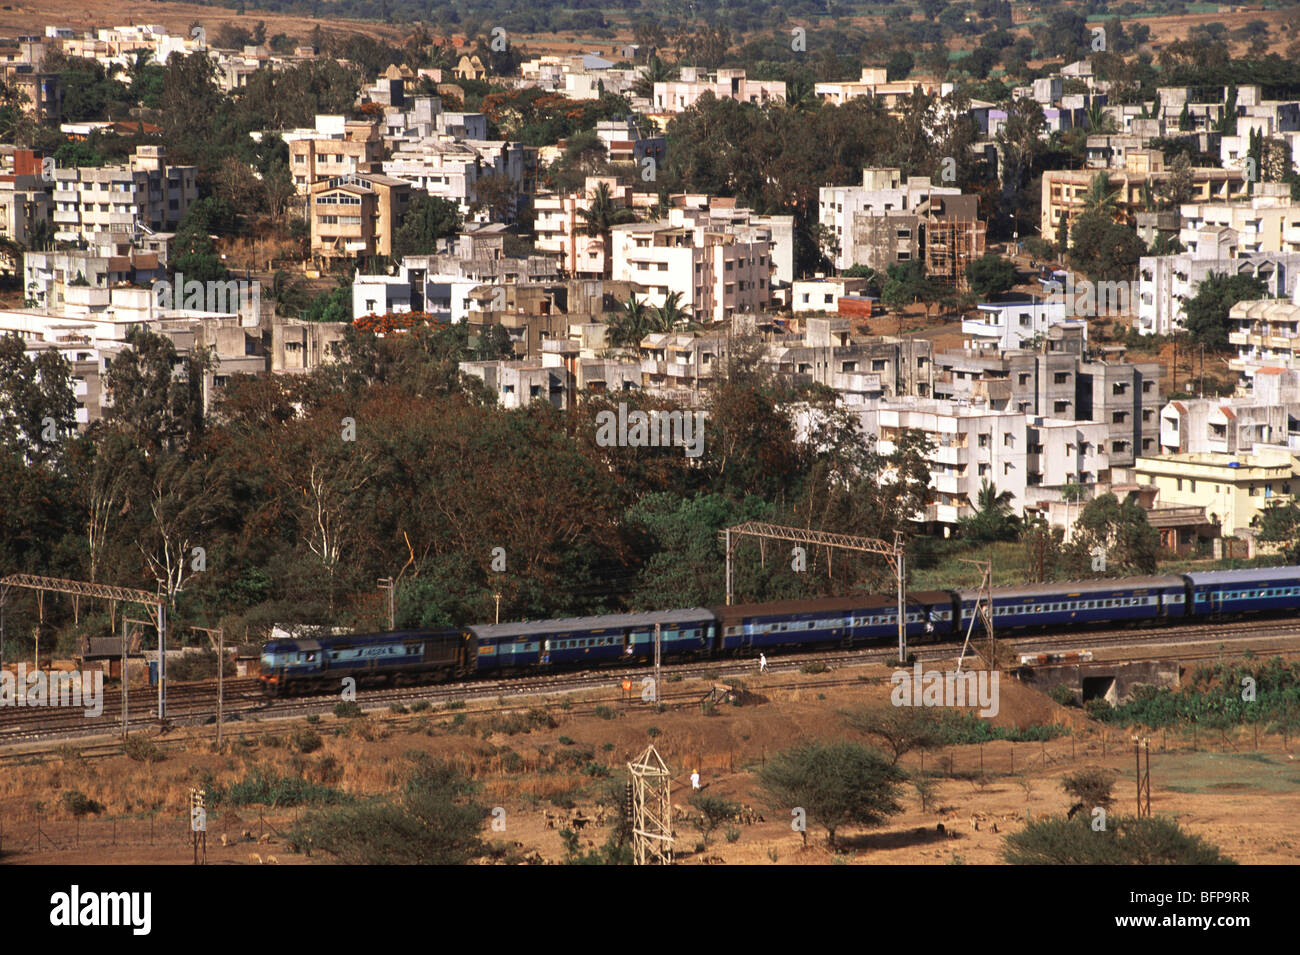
[[631, 56, 676, 99], [650, 291, 688, 332], [578, 182, 636, 278], [607, 294, 652, 349], [959, 479, 1021, 542], [1085, 100, 1118, 135], [1080, 171, 1121, 219]]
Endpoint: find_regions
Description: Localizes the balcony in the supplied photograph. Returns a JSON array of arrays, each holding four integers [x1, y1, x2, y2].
[[933, 443, 969, 466]]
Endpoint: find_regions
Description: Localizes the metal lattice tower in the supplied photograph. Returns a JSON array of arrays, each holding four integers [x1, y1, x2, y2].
[[628, 744, 674, 865], [720, 521, 909, 662]]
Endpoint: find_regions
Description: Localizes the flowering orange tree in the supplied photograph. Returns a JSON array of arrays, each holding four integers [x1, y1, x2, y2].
[[353, 311, 448, 335]]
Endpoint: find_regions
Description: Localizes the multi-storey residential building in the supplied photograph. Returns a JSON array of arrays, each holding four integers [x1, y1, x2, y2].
[[593, 118, 666, 166], [23, 241, 165, 310], [818, 168, 963, 272], [1138, 228, 1300, 335], [609, 213, 773, 323], [766, 318, 933, 404], [1178, 187, 1300, 255], [652, 68, 784, 113], [50, 146, 197, 243], [1227, 287, 1300, 381], [308, 172, 417, 265], [287, 117, 384, 193], [814, 67, 937, 111], [1135, 448, 1300, 538], [934, 336, 1159, 466], [1160, 370, 1300, 455], [667, 195, 795, 288], [871, 399, 1110, 530], [382, 135, 525, 218], [534, 177, 634, 278], [1040, 152, 1247, 237], [962, 298, 1085, 351], [0, 147, 52, 254]]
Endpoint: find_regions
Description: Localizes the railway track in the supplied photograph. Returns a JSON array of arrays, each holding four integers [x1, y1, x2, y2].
[[2, 618, 1297, 747]]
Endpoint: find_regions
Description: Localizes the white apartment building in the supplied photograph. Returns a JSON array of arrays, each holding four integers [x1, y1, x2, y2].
[[962, 299, 1083, 351], [652, 68, 785, 113], [1178, 188, 1300, 256], [871, 398, 1109, 530], [51, 146, 196, 243], [1160, 369, 1300, 456], [382, 136, 524, 217], [534, 177, 633, 277], [609, 213, 772, 323], [818, 168, 961, 271], [1227, 285, 1300, 381], [1138, 226, 1300, 335]]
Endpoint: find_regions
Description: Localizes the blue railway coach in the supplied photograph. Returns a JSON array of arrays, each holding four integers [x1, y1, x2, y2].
[[957, 575, 1187, 632], [468, 609, 715, 672], [1186, 566, 1300, 616], [714, 591, 957, 653]]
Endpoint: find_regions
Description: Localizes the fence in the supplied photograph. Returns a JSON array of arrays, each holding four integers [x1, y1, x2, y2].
[[0, 805, 297, 858]]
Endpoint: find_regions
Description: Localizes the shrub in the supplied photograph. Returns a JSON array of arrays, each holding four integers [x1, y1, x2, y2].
[[289, 758, 484, 864], [1002, 814, 1236, 864], [390, 703, 409, 714], [305, 714, 320, 724], [647, 726, 661, 738], [558, 736, 575, 745], [1049, 684, 1077, 707], [594, 705, 615, 720], [291, 727, 323, 754], [800, 661, 829, 674], [122, 735, 165, 763], [333, 701, 364, 719], [1061, 769, 1115, 811], [410, 700, 431, 712], [724, 827, 741, 843], [61, 790, 104, 817]]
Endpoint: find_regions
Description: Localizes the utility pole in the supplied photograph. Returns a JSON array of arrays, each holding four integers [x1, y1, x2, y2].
[[724, 528, 732, 606], [494, 592, 502, 625], [191, 626, 225, 747], [653, 622, 661, 704], [123, 616, 152, 739], [157, 600, 166, 722], [377, 577, 395, 630]]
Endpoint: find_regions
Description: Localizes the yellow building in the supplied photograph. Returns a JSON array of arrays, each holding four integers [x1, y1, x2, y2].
[[1041, 151, 1246, 238], [1134, 448, 1300, 538], [309, 173, 416, 266]]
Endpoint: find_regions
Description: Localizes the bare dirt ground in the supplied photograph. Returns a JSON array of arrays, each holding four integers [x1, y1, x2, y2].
[[2, 653, 1297, 865]]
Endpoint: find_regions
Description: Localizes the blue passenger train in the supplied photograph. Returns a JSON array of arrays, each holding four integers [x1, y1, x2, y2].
[[259, 565, 1300, 695]]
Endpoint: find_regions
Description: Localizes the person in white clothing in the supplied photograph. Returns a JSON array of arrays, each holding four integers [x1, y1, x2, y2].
[[690, 770, 700, 790], [759, 653, 768, 673]]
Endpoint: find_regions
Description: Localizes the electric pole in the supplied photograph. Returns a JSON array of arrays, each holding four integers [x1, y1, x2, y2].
[[377, 577, 395, 630], [192, 626, 225, 747]]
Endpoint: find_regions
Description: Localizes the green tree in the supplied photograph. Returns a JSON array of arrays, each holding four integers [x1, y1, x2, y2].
[[293, 757, 485, 864], [758, 741, 906, 848], [1183, 272, 1267, 349], [104, 327, 212, 454], [688, 793, 740, 847], [1064, 493, 1161, 576], [0, 334, 76, 466], [577, 181, 636, 279], [960, 479, 1021, 542], [1069, 210, 1145, 282], [392, 195, 463, 259], [1002, 814, 1235, 864], [1080, 171, 1121, 219], [965, 253, 1019, 298], [1253, 501, 1300, 562], [842, 705, 947, 765]]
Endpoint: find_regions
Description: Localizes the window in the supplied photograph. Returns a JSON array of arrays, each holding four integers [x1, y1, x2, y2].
[[978, 433, 990, 448]]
